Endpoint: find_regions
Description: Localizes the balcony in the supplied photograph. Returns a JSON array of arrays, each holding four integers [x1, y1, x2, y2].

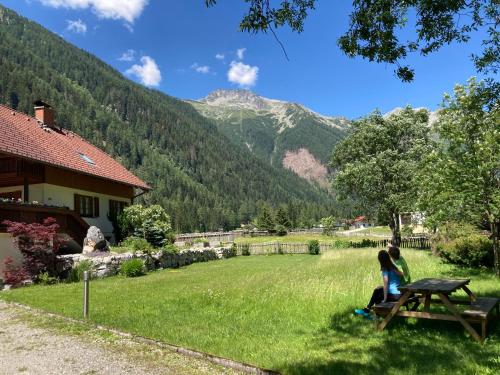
[[0, 200, 89, 246]]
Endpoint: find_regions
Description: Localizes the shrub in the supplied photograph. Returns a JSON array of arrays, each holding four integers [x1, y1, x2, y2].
[[119, 205, 173, 248], [274, 224, 288, 236], [37, 272, 58, 285], [438, 235, 493, 268], [68, 260, 93, 283], [230, 243, 238, 257], [2, 257, 30, 287], [241, 244, 251, 256], [308, 240, 320, 255], [120, 236, 153, 253], [161, 243, 179, 255], [2, 218, 67, 281], [277, 242, 284, 254], [120, 258, 146, 277], [331, 238, 350, 248]]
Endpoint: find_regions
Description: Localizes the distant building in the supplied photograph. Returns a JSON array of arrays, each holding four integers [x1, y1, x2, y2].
[[352, 216, 372, 229], [0, 101, 150, 274], [399, 212, 426, 234]]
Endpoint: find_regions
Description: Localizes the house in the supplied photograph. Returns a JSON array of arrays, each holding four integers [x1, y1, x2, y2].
[[0, 101, 150, 274], [351, 216, 372, 229], [399, 212, 426, 234]]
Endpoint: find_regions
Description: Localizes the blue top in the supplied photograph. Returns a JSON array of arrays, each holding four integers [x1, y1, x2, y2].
[[382, 269, 401, 295]]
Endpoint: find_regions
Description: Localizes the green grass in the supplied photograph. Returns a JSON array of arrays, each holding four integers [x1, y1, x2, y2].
[[234, 233, 383, 244], [1, 249, 499, 374], [355, 226, 392, 236]]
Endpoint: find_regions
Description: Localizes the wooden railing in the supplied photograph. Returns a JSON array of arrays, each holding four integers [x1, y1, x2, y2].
[[0, 202, 89, 245]]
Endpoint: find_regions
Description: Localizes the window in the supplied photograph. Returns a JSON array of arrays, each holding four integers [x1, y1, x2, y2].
[[109, 199, 127, 218], [74, 194, 99, 218], [78, 152, 95, 165]]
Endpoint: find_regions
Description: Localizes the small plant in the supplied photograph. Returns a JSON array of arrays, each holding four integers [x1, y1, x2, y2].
[[68, 260, 93, 282], [274, 224, 288, 236], [120, 236, 153, 253], [37, 271, 58, 285], [161, 243, 179, 255], [229, 243, 238, 257], [120, 258, 146, 277], [277, 242, 284, 254], [308, 240, 320, 255], [241, 244, 251, 256]]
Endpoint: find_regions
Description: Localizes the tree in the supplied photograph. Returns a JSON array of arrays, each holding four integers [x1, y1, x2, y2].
[[331, 108, 433, 244], [320, 216, 337, 236], [275, 206, 292, 229], [205, 0, 499, 82], [418, 79, 500, 276], [257, 204, 275, 232]]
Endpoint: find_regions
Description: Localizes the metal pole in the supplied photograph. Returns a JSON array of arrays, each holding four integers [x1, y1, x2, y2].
[[83, 271, 89, 318]]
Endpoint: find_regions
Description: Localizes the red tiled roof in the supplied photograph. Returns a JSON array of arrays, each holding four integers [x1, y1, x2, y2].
[[0, 104, 150, 190], [354, 216, 366, 222]]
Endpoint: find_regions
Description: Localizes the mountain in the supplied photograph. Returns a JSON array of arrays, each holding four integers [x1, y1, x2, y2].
[[0, 5, 338, 232], [188, 90, 349, 184]]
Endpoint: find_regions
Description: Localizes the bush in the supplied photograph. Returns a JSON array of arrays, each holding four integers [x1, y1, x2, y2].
[[438, 235, 493, 268], [120, 236, 153, 253], [308, 240, 320, 255], [230, 243, 238, 257], [274, 224, 288, 236], [37, 271, 58, 285], [2, 257, 30, 287], [119, 205, 173, 248], [161, 243, 179, 255], [2, 218, 67, 281], [68, 260, 93, 282], [241, 244, 251, 256], [120, 258, 146, 277]]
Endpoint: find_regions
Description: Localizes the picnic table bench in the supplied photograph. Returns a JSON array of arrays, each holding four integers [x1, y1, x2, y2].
[[373, 278, 499, 342]]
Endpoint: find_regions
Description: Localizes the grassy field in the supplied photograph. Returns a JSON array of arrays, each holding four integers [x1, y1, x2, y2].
[[355, 226, 392, 236], [234, 233, 384, 244], [1, 249, 499, 374]]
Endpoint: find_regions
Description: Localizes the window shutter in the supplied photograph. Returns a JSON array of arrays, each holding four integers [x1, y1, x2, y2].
[[94, 197, 100, 217], [74, 194, 81, 214]]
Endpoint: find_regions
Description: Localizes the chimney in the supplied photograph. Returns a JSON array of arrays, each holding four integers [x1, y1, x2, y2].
[[33, 100, 55, 126]]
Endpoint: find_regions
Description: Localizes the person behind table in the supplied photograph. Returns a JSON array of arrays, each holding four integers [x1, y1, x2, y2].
[[355, 250, 401, 316], [388, 245, 411, 285]]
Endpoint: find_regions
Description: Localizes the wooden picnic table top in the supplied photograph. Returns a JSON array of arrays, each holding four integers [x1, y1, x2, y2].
[[399, 278, 470, 294]]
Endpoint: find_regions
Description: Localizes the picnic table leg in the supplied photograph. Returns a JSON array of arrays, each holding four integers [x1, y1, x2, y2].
[[423, 294, 431, 312], [377, 291, 411, 331], [438, 293, 482, 343], [461, 286, 477, 303]]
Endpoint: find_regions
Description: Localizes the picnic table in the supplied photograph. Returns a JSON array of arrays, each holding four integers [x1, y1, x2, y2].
[[374, 278, 499, 342]]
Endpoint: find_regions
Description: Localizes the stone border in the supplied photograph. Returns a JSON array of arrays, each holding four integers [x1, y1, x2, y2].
[[6, 301, 280, 375]]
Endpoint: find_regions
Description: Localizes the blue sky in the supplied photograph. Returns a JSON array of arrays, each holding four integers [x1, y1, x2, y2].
[[0, 0, 492, 118]]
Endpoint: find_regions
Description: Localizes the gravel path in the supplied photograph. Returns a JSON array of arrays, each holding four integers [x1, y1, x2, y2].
[[0, 301, 240, 375]]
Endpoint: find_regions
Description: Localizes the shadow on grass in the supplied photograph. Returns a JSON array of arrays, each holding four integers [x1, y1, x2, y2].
[[281, 308, 499, 375]]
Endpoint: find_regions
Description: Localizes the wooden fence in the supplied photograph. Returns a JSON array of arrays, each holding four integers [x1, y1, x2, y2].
[[235, 237, 430, 255]]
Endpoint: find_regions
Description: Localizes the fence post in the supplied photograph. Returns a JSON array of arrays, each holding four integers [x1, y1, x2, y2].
[[83, 270, 89, 319]]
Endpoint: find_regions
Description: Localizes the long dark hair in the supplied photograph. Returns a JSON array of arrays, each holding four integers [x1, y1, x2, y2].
[[378, 250, 396, 271]]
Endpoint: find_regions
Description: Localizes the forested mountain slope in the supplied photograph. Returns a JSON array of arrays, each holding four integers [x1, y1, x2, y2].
[[189, 90, 348, 184], [0, 5, 336, 231]]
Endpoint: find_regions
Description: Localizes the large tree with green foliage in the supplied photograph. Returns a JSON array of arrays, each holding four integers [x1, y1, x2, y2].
[[205, 0, 498, 82], [331, 108, 433, 244], [418, 79, 500, 276]]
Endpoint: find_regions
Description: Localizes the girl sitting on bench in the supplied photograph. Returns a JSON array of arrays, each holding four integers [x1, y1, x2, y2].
[[355, 250, 402, 317]]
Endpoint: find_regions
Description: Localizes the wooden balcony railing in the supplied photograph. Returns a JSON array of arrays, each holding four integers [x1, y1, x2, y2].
[[0, 201, 89, 246]]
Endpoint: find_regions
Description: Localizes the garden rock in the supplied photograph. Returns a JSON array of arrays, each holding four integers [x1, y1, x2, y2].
[[83, 226, 109, 254]]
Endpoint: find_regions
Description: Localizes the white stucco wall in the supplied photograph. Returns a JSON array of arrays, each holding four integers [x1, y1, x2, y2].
[[0, 233, 21, 278]]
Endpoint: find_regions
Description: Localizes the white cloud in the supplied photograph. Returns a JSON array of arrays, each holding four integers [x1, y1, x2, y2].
[[215, 53, 225, 60], [39, 0, 148, 23], [66, 19, 87, 34], [126, 56, 162, 87], [236, 48, 246, 60], [191, 63, 211, 74], [227, 61, 258, 87], [118, 49, 136, 61]]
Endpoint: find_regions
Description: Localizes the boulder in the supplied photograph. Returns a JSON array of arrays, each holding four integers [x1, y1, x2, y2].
[[83, 226, 109, 254]]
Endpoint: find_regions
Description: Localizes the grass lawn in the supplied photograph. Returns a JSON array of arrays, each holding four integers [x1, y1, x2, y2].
[[1, 249, 499, 374], [355, 226, 392, 236]]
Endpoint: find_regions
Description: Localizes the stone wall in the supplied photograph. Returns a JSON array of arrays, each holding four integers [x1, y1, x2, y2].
[[56, 247, 236, 279]]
